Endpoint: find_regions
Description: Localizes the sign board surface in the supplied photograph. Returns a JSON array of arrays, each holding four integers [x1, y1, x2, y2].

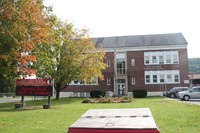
[[16, 79, 53, 96], [68, 108, 160, 133]]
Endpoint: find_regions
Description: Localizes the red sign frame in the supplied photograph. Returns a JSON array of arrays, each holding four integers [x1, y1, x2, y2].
[[16, 79, 53, 96]]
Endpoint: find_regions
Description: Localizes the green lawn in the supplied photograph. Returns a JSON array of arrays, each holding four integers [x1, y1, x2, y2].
[[0, 97, 200, 133]]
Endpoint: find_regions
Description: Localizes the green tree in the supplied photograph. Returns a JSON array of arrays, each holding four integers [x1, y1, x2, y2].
[[188, 58, 200, 74], [35, 19, 106, 100]]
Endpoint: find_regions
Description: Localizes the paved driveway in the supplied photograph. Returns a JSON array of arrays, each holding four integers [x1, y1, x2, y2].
[[0, 97, 44, 103], [180, 99, 200, 105], [169, 98, 200, 106]]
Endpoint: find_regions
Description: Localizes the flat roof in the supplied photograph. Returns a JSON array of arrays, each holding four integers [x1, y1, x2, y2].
[[69, 108, 159, 129]]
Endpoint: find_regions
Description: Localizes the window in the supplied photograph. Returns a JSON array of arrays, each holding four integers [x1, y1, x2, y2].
[[107, 78, 111, 85], [153, 75, 157, 83], [131, 77, 135, 85], [144, 51, 179, 65], [116, 53, 126, 74], [167, 74, 172, 82], [106, 60, 110, 67], [131, 59, 135, 66], [173, 55, 178, 64], [74, 80, 78, 84], [160, 74, 165, 83], [145, 75, 150, 83], [152, 56, 157, 64], [70, 76, 98, 85], [144, 56, 150, 64], [174, 74, 179, 82], [145, 70, 180, 84], [159, 55, 164, 64], [192, 88, 199, 92], [166, 55, 171, 64]]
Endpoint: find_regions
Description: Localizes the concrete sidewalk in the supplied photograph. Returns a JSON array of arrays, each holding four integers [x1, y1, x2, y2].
[[0, 97, 46, 103]]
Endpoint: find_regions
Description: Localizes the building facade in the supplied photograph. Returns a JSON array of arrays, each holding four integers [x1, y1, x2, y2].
[[61, 33, 189, 97]]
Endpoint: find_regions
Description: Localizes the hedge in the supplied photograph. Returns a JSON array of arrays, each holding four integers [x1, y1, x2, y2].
[[133, 89, 147, 98], [90, 90, 105, 98]]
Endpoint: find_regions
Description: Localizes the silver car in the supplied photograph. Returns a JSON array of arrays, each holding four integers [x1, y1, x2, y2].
[[177, 86, 200, 101]]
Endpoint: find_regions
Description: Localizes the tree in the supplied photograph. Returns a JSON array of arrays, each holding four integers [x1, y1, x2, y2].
[[35, 19, 106, 100], [0, 0, 52, 79], [0, 0, 52, 92], [188, 58, 200, 74]]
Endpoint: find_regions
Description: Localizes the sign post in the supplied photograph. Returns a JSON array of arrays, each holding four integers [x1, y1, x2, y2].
[[15, 78, 53, 109]]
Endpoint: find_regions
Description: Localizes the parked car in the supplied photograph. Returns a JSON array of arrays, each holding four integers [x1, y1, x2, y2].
[[163, 87, 189, 98], [177, 86, 200, 101]]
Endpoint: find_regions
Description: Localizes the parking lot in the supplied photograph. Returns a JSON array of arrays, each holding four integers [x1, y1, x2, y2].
[[180, 99, 200, 105], [169, 98, 200, 106]]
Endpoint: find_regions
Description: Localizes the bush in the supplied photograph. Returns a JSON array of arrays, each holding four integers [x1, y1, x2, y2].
[[133, 89, 147, 98], [82, 98, 91, 103], [90, 90, 104, 98], [121, 96, 133, 102]]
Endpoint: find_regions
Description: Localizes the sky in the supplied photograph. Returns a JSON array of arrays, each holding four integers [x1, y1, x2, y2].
[[44, 0, 200, 58]]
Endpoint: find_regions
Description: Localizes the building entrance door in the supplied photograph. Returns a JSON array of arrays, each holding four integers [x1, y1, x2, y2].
[[118, 83, 125, 96]]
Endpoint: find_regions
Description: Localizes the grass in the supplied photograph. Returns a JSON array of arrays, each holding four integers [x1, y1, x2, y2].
[[0, 96, 200, 133]]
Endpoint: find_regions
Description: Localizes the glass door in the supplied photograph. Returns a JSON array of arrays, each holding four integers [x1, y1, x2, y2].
[[118, 83, 125, 96]]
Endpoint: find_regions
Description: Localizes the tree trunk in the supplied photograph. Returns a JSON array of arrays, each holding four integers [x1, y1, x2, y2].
[[55, 89, 60, 100], [55, 81, 68, 100]]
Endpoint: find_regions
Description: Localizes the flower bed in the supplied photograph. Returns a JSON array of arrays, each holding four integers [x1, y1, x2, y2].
[[82, 96, 133, 103]]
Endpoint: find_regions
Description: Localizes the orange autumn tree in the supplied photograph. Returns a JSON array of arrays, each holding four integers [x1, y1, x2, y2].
[[0, 0, 52, 80]]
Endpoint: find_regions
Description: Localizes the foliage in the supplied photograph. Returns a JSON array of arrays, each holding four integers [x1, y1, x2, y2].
[[0, 1, 106, 97], [0, 0, 52, 78], [35, 19, 106, 100], [188, 58, 200, 74], [90, 90, 105, 98], [133, 89, 147, 98], [0, 76, 15, 93]]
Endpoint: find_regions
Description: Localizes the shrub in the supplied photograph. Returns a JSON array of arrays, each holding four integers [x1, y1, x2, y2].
[[82, 96, 134, 103], [82, 98, 91, 103], [133, 89, 147, 98], [90, 90, 104, 98], [98, 96, 112, 103], [121, 96, 134, 102]]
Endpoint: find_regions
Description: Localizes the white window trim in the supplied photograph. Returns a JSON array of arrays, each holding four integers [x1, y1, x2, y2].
[[144, 51, 179, 65], [131, 77, 136, 85], [145, 70, 180, 84]]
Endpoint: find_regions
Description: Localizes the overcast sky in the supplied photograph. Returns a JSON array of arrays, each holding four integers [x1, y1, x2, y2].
[[44, 0, 200, 58]]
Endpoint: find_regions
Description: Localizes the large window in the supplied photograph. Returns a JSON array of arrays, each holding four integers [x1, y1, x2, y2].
[[70, 76, 98, 85], [144, 51, 179, 65], [116, 53, 126, 74], [145, 70, 180, 84]]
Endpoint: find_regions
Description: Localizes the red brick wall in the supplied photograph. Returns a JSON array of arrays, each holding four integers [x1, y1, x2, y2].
[[62, 49, 189, 93], [127, 49, 189, 92]]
